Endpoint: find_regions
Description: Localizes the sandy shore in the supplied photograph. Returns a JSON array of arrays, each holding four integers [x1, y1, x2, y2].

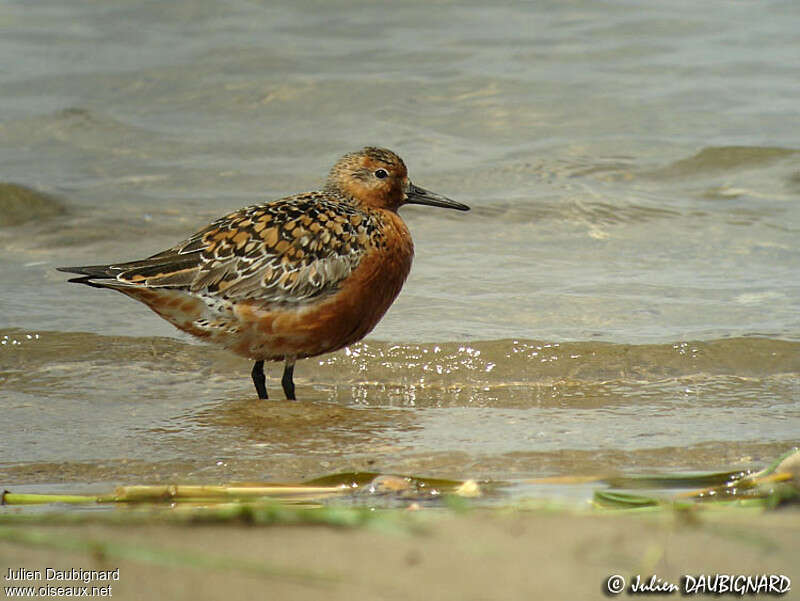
[[2, 507, 798, 600]]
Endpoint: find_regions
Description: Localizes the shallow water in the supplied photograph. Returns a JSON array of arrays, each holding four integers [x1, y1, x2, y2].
[[1, 0, 798, 500]]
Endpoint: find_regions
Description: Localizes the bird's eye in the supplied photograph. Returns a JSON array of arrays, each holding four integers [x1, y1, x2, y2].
[[374, 169, 389, 179]]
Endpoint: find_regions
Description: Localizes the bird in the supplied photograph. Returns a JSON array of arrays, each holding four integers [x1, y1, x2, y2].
[[59, 147, 470, 400]]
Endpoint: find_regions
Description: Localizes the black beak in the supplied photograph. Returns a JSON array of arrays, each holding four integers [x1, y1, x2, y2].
[[405, 183, 470, 211]]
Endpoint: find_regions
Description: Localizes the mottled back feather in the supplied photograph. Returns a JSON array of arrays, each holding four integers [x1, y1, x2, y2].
[[75, 193, 386, 304]]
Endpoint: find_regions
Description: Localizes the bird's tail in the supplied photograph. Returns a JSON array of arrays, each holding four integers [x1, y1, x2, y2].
[[57, 264, 122, 289]]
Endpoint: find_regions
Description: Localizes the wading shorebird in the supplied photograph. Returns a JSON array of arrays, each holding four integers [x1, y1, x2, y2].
[[59, 147, 469, 400]]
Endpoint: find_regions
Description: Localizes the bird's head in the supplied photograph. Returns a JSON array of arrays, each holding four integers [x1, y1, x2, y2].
[[325, 147, 470, 213]]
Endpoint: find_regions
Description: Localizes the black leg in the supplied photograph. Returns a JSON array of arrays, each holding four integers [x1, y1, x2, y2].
[[281, 359, 296, 400], [251, 360, 268, 399]]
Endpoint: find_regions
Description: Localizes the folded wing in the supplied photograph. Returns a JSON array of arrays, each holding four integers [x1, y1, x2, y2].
[[59, 194, 378, 304]]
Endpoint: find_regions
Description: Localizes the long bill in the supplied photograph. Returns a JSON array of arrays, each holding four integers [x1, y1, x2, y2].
[[404, 183, 470, 211]]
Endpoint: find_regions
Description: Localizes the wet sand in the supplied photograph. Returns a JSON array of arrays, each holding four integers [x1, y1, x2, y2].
[[3, 509, 798, 600]]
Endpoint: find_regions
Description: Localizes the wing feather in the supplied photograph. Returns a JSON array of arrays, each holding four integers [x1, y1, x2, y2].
[[103, 193, 381, 304]]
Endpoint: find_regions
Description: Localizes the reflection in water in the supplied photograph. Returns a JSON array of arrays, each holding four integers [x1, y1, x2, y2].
[[190, 397, 420, 459]]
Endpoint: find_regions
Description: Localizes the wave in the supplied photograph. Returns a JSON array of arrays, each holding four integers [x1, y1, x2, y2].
[[3, 329, 797, 388]]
